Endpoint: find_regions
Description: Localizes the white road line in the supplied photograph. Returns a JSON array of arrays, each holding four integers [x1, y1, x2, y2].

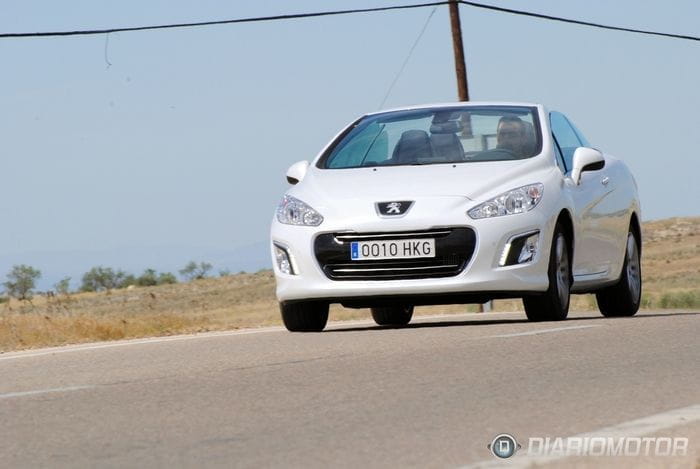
[[0, 311, 519, 362], [486, 324, 600, 338], [0, 311, 586, 362], [462, 404, 700, 468], [0, 310, 682, 362], [0, 328, 287, 362], [0, 385, 94, 400]]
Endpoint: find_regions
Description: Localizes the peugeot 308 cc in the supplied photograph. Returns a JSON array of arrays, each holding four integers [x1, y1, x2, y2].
[[270, 103, 642, 331]]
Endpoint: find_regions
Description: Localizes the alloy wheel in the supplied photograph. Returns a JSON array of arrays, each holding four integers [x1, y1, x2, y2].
[[626, 233, 641, 303], [555, 234, 570, 307]]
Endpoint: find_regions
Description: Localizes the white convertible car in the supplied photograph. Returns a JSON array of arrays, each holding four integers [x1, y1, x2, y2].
[[270, 102, 642, 331]]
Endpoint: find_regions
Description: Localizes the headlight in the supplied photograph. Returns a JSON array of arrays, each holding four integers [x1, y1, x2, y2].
[[276, 195, 324, 226], [468, 183, 544, 219]]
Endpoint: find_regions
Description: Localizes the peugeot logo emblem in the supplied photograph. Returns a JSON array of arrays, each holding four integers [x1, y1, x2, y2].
[[386, 202, 402, 214], [376, 201, 414, 217]]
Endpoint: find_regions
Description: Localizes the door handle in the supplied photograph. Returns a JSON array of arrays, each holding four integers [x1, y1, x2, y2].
[[601, 176, 610, 186]]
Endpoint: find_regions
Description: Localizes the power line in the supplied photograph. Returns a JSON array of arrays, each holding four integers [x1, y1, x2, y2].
[[378, 7, 438, 110], [458, 1, 699, 42], [0, 2, 450, 38], [0, 1, 697, 42]]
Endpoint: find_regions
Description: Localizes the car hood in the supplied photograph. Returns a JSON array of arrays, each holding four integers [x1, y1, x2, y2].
[[296, 159, 541, 202]]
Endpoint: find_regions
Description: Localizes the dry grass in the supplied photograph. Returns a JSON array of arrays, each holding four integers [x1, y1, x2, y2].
[[1, 217, 698, 352], [0, 272, 281, 351]]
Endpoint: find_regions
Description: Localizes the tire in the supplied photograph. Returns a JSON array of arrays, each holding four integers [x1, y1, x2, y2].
[[280, 301, 329, 332], [523, 224, 571, 321], [371, 305, 414, 326], [596, 232, 641, 317]]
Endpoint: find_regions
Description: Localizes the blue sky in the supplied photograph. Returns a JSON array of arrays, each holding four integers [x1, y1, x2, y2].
[[1, 0, 698, 287]]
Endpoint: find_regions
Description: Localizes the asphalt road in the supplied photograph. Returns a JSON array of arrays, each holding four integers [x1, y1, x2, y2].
[[1, 310, 698, 468]]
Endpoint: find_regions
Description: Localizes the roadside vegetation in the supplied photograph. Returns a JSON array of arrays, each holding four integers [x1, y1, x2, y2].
[[3, 265, 41, 301], [1, 217, 698, 352], [79, 266, 177, 292]]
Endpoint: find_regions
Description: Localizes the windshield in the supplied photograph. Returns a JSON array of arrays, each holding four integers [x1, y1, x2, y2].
[[319, 106, 541, 169]]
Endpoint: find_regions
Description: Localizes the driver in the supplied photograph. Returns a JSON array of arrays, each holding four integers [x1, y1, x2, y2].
[[496, 115, 527, 156]]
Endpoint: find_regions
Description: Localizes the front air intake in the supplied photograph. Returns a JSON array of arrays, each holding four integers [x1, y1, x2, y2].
[[314, 227, 476, 280]]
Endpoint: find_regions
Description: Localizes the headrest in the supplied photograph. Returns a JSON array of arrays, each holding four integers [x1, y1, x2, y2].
[[430, 121, 463, 134]]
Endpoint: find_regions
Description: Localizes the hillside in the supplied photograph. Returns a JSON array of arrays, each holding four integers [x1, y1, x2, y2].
[[1, 217, 698, 351], [641, 216, 700, 294]]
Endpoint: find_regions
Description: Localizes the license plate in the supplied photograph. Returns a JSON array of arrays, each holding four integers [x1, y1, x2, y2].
[[350, 239, 436, 260]]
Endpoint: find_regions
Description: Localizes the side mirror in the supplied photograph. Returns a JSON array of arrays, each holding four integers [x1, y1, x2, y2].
[[571, 147, 605, 185], [286, 160, 309, 185]]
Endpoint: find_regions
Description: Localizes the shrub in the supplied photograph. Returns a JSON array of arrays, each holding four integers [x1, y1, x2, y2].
[[136, 269, 158, 287], [120, 274, 138, 288], [132, 269, 177, 286], [3, 264, 41, 300], [157, 272, 177, 285], [81, 266, 127, 292], [54, 277, 72, 295], [179, 261, 213, 281]]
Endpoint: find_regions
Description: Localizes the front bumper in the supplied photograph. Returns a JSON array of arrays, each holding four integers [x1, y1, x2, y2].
[[271, 205, 555, 304]]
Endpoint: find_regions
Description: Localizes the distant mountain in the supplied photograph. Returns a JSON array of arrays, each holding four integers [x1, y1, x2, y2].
[[0, 241, 270, 291]]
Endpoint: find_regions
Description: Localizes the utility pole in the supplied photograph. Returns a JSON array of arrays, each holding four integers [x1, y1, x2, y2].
[[450, 0, 483, 312], [448, 0, 469, 101]]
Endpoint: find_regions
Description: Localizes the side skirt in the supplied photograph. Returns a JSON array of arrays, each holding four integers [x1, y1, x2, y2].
[[571, 270, 620, 294]]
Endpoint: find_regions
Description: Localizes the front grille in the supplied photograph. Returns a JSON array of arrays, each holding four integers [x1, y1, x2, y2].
[[314, 227, 476, 280]]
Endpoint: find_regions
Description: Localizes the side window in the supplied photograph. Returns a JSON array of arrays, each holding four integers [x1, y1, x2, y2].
[[550, 112, 582, 172], [566, 117, 591, 148]]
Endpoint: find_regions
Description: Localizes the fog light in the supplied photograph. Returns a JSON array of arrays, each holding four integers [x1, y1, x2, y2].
[[517, 232, 539, 264], [273, 243, 295, 275], [499, 231, 539, 266]]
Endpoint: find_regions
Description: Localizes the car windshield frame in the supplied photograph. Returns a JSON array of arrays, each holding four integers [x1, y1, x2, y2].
[[316, 105, 542, 170]]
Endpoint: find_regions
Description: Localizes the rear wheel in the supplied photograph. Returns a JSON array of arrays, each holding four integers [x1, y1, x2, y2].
[[371, 305, 414, 326], [523, 224, 571, 321], [280, 301, 329, 332], [596, 232, 641, 317]]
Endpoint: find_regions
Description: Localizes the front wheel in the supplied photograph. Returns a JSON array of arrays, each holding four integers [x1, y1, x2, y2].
[[523, 225, 571, 321], [371, 305, 414, 326], [596, 232, 641, 317], [280, 301, 329, 332]]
